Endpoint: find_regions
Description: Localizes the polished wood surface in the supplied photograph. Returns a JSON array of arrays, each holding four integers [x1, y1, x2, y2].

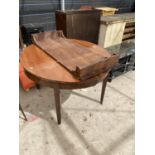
[[20, 39, 109, 89], [20, 44, 79, 83], [32, 31, 118, 80]]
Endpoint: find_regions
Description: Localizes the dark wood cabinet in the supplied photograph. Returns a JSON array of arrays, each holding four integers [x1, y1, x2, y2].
[[55, 10, 101, 44]]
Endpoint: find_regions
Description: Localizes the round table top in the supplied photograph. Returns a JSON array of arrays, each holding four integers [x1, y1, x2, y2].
[[20, 39, 109, 89]]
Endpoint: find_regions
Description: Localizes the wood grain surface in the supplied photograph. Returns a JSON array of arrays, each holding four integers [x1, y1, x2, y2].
[[20, 39, 110, 89], [32, 31, 118, 80]]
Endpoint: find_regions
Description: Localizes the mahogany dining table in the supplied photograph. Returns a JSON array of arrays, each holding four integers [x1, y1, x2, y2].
[[20, 39, 110, 124]]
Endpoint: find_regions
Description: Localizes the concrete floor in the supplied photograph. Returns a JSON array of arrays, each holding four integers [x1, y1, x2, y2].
[[19, 71, 135, 155]]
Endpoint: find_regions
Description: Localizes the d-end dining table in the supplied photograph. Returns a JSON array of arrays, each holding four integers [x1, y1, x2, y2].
[[20, 39, 110, 124]]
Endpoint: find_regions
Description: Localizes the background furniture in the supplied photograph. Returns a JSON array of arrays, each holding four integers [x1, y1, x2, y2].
[[106, 39, 135, 81], [20, 26, 44, 45], [98, 13, 135, 48], [20, 39, 110, 124], [56, 10, 101, 44]]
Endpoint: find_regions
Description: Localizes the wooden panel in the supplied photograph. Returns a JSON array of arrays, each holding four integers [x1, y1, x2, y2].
[[32, 31, 118, 80], [55, 10, 101, 44], [56, 12, 67, 36]]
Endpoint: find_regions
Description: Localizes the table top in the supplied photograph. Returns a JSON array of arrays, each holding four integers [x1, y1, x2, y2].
[[20, 39, 109, 89]]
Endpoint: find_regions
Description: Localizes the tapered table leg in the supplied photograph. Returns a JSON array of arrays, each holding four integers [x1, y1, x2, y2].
[[19, 104, 27, 121], [54, 85, 61, 124], [100, 75, 108, 104], [36, 84, 40, 89]]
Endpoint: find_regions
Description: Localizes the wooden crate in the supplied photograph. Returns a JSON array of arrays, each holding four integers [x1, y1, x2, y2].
[[98, 13, 135, 48]]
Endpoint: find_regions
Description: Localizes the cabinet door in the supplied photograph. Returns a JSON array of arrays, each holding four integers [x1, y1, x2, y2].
[[66, 11, 100, 44]]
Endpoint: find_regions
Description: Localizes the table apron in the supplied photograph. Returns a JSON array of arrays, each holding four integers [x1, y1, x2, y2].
[[25, 70, 108, 90]]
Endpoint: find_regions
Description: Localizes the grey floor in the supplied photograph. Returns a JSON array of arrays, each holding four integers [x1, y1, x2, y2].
[[19, 71, 135, 155]]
